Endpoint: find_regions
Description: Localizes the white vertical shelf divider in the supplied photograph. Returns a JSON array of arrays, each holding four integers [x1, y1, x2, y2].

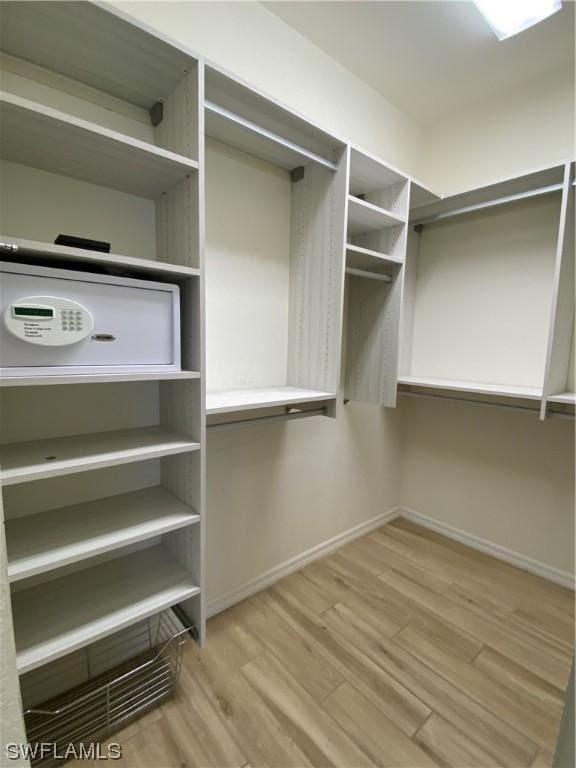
[[540, 161, 575, 419]]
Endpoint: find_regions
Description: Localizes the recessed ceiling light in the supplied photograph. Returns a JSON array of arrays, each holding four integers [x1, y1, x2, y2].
[[473, 0, 562, 41]]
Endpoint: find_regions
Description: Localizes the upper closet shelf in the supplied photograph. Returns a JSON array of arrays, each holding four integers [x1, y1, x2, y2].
[[547, 392, 576, 405], [410, 178, 442, 209], [346, 244, 402, 273], [205, 101, 338, 172], [347, 196, 405, 234], [0, 426, 200, 486], [0, 237, 200, 282], [349, 146, 407, 195], [0, 92, 198, 199], [12, 545, 200, 673], [398, 376, 542, 401], [0, 1, 198, 108], [205, 63, 345, 172], [411, 163, 566, 226], [207, 386, 335, 415]]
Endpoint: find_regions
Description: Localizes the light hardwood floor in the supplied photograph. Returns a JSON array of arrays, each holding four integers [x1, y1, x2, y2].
[[88, 520, 574, 767]]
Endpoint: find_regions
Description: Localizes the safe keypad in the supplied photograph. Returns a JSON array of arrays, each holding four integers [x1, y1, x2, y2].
[[60, 310, 84, 331]]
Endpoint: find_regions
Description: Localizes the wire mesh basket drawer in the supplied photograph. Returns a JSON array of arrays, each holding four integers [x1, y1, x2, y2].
[[22, 610, 189, 767]]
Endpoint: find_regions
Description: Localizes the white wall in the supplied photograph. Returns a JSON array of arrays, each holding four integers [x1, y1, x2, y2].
[[206, 139, 292, 392], [207, 404, 404, 602], [421, 66, 575, 195], [401, 396, 575, 574]]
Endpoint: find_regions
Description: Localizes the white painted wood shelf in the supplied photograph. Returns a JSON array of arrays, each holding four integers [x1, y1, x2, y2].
[[346, 244, 402, 273], [0, 237, 200, 281], [409, 178, 442, 209], [205, 63, 345, 175], [1, 371, 201, 388], [410, 163, 565, 226], [0, 426, 200, 486], [348, 146, 407, 196], [207, 386, 335, 415], [398, 376, 543, 400], [0, 92, 198, 198], [547, 392, 576, 404], [6, 486, 200, 582], [12, 546, 201, 674], [0, 1, 199, 109], [347, 196, 405, 235]]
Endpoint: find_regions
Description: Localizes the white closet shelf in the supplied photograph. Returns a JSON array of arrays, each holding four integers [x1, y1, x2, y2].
[[0, 2, 199, 109], [398, 376, 543, 400], [547, 392, 576, 404], [12, 545, 200, 673], [349, 146, 407, 196], [1, 371, 201, 388], [411, 163, 566, 225], [0, 92, 198, 199], [0, 237, 200, 281], [206, 386, 335, 415], [7, 486, 199, 582], [346, 244, 402, 273], [347, 196, 405, 235], [0, 426, 200, 486], [205, 101, 338, 172], [410, 178, 442, 209]]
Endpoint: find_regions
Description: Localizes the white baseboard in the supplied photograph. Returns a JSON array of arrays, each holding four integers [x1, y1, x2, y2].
[[400, 507, 575, 590], [207, 507, 401, 617], [207, 504, 574, 618]]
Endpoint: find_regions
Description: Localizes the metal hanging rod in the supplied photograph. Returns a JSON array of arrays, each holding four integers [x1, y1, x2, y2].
[[397, 390, 574, 419], [412, 183, 564, 228], [346, 267, 392, 282], [207, 406, 327, 432], [204, 100, 338, 173]]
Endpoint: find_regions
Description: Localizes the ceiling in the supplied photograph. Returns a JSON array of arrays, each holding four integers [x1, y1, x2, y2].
[[263, 0, 575, 125]]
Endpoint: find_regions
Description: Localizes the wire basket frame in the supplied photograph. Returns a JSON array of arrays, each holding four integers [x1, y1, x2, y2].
[[22, 610, 190, 767]]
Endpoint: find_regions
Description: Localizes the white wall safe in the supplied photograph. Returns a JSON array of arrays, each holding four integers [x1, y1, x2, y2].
[[0, 262, 181, 376]]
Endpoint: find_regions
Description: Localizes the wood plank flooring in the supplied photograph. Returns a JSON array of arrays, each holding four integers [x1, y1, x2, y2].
[[86, 520, 574, 767]]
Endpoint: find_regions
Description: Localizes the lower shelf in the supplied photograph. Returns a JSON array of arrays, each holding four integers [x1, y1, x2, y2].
[[547, 392, 576, 405], [13, 546, 200, 674], [0, 426, 200, 486], [206, 386, 336, 415], [397, 376, 543, 400], [7, 486, 200, 582], [1, 371, 201, 387]]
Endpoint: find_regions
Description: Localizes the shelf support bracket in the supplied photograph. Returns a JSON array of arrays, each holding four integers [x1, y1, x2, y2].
[[290, 166, 305, 183], [149, 101, 164, 127]]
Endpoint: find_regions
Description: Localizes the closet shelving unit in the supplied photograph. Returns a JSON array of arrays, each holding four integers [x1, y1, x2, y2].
[[203, 63, 348, 420], [0, 0, 206, 727], [400, 162, 575, 419], [343, 145, 410, 407]]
